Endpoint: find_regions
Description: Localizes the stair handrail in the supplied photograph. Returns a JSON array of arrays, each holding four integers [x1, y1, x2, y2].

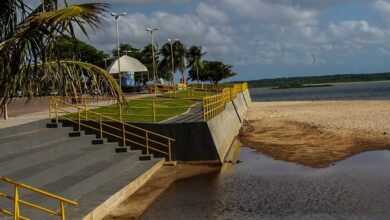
[[0, 176, 77, 220], [49, 97, 175, 161]]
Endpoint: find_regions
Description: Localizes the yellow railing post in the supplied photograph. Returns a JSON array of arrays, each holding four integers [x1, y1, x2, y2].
[[60, 201, 65, 220], [84, 98, 87, 120], [14, 185, 19, 220], [203, 98, 207, 121], [168, 140, 172, 162], [55, 102, 59, 124], [78, 109, 81, 132], [145, 132, 149, 155], [122, 123, 126, 146], [49, 98, 52, 121], [99, 116, 103, 139], [152, 100, 156, 123], [118, 103, 123, 122]]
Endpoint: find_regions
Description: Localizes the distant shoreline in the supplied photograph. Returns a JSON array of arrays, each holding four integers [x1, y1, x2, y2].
[[272, 84, 333, 89], [241, 72, 390, 88]]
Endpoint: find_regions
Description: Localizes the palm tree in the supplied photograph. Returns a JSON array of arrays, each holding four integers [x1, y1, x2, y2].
[[0, 1, 123, 120], [158, 42, 174, 82], [173, 41, 186, 83], [158, 41, 186, 83], [140, 43, 159, 82], [186, 45, 206, 84]]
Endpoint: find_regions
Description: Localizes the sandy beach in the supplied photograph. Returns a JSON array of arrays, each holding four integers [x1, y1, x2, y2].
[[240, 100, 390, 168]]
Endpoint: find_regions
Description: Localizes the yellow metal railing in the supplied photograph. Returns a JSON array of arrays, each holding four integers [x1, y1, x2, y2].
[[203, 83, 248, 121], [0, 176, 77, 220], [49, 98, 175, 161], [48, 82, 247, 125], [49, 97, 202, 124]]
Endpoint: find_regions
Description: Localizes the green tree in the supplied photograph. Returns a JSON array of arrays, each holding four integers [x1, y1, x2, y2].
[[158, 41, 186, 82], [111, 43, 140, 58], [172, 41, 187, 82], [158, 42, 180, 81], [139, 43, 159, 81], [0, 1, 122, 119], [199, 61, 236, 84], [186, 45, 206, 83], [58, 36, 110, 68]]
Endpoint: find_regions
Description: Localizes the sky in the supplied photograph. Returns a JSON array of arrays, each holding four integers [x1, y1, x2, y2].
[[62, 0, 390, 81]]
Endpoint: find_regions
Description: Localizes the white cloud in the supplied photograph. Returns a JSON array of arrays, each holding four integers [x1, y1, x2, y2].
[[372, 0, 390, 13], [221, 0, 319, 26], [78, 10, 231, 53], [329, 20, 389, 44], [195, 2, 229, 24], [66, 0, 188, 6]]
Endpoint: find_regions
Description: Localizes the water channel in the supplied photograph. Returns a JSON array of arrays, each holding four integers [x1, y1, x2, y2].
[[141, 146, 390, 219]]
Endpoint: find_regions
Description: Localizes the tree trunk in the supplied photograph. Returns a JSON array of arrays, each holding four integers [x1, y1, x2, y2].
[[196, 66, 200, 85], [3, 103, 8, 120]]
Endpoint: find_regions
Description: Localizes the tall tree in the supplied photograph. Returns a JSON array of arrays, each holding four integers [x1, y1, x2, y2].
[[0, 1, 123, 119], [58, 36, 110, 68], [172, 41, 186, 82], [198, 61, 236, 84], [158, 42, 175, 81], [186, 45, 206, 83], [111, 43, 140, 58], [139, 43, 159, 81]]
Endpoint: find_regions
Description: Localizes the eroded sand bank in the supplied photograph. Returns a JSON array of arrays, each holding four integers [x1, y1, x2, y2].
[[240, 100, 390, 168]]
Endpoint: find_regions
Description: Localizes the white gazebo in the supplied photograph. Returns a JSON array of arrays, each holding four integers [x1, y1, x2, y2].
[[107, 55, 149, 92], [107, 55, 148, 74]]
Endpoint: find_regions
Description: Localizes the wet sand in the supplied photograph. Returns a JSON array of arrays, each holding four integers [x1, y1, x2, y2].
[[240, 101, 390, 167]]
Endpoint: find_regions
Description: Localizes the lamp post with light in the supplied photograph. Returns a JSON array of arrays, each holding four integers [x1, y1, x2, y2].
[[111, 12, 127, 88], [167, 38, 178, 85], [146, 27, 159, 84]]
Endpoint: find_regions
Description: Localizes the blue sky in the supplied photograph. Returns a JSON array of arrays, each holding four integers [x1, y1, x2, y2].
[[68, 0, 390, 81]]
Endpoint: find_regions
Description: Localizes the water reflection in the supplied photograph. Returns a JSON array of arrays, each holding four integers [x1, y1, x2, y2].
[[141, 147, 390, 220]]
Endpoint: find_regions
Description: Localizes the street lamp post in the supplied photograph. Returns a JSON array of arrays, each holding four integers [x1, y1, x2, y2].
[[103, 58, 109, 69], [146, 27, 159, 84], [167, 38, 178, 85], [111, 12, 127, 89], [124, 50, 132, 56]]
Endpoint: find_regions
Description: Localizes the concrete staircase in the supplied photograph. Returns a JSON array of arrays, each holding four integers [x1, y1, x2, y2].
[[0, 119, 163, 219]]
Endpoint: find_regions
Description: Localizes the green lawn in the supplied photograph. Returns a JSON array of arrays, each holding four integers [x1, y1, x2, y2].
[[71, 98, 199, 123], [158, 89, 218, 100]]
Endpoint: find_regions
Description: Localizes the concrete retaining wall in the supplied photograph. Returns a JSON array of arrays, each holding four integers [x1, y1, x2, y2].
[[62, 89, 251, 163], [207, 89, 250, 162]]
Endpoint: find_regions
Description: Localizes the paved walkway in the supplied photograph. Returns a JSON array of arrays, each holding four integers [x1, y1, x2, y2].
[[0, 93, 154, 129], [161, 102, 204, 123]]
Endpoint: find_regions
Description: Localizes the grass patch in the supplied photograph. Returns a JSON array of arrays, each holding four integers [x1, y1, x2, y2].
[[158, 90, 218, 100], [69, 98, 199, 123]]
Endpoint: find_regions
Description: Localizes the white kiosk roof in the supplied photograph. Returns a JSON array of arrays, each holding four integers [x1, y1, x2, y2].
[[107, 55, 148, 73]]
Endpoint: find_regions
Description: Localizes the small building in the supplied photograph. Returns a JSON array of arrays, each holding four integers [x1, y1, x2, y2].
[[107, 55, 149, 92]]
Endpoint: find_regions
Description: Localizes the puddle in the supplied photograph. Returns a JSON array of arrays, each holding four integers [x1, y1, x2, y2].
[[141, 147, 390, 220]]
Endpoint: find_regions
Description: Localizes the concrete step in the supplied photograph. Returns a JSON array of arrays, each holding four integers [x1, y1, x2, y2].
[[9, 152, 142, 219], [0, 119, 49, 138], [0, 135, 96, 176], [0, 126, 74, 157], [1, 143, 120, 196], [67, 159, 164, 220]]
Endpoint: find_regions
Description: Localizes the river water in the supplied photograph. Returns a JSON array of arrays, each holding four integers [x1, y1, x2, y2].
[[250, 81, 390, 101], [141, 81, 390, 219], [141, 147, 390, 219]]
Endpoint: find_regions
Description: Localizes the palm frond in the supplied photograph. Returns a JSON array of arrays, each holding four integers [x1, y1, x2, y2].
[[0, 3, 123, 114]]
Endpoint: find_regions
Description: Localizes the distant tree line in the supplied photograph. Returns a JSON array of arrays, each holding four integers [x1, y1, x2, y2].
[[237, 73, 390, 88], [57, 37, 236, 84]]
